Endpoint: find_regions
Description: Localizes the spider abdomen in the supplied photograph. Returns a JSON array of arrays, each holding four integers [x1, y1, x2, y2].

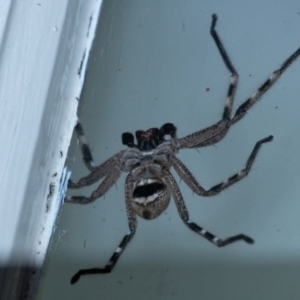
[[131, 178, 170, 220]]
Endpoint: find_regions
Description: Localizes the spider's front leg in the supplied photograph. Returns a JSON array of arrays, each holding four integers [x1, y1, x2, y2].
[[66, 121, 126, 204], [176, 14, 238, 150], [73, 121, 95, 171], [177, 14, 300, 150], [65, 167, 121, 204], [70, 174, 137, 284], [163, 169, 253, 246], [67, 150, 125, 189], [173, 135, 273, 197]]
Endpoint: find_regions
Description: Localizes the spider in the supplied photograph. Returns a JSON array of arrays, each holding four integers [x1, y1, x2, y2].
[[66, 14, 300, 284]]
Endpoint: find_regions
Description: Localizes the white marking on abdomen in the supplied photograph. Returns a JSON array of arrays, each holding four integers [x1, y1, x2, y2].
[[134, 193, 159, 204]]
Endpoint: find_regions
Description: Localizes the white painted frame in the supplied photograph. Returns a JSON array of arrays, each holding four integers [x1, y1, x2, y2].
[[0, 0, 103, 298]]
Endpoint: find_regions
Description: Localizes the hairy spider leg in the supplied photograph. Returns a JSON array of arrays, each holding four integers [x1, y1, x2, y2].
[[173, 135, 273, 196], [66, 168, 121, 204], [176, 15, 300, 149], [70, 174, 137, 284], [74, 121, 95, 171], [210, 14, 238, 120], [163, 169, 253, 246], [230, 46, 300, 125]]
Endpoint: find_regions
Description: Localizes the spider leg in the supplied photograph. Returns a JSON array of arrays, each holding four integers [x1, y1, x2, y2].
[[210, 14, 238, 120], [184, 220, 254, 246], [70, 230, 135, 284], [177, 119, 229, 149], [74, 121, 95, 171], [68, 150, 125, 188], [70, 174, 137, 284], [231, 46, 300, 125], [176, 14, 237, 149], [163, 169, 253, 246], [65, 168, 121, 204], [177, 15, 300, 150], [173, 135, 273, 196]]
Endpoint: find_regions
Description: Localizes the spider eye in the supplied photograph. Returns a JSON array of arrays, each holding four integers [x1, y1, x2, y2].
[[135, 130, 143, 139], [135, 128, 160, 151], [160, 123, 177, 139], [122, 132, 135, 147]]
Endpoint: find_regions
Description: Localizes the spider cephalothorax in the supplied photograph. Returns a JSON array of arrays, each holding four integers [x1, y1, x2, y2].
[[66, 14, 300, 284], [122, 123, 177, 151]]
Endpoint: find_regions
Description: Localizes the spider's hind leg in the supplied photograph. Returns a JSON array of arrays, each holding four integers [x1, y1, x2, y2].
[[74, 121, 95, 171], [69, 174, 137, 284], [163, 169, 254, 247], [70, 229, 136, 284], [185, 219, 254, 247]]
